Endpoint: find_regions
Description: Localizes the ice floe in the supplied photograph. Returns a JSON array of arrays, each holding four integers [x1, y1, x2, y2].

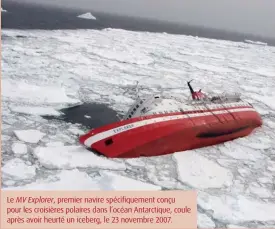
[[219, 142, 264, 161], [2, 79, 80, 105], [11, 142, 28, 155], [227, 225, 247, 228], [33, 145, 126, 170], [77, 12, 96, 20], [9, 105, 61, 116], [14, 129, 46, 144], [5, 169, 161, 191], [245, 40, 267, 46], [45, 141, 64, 147], [188, 61, 233, 73], [248, 185, 272, 198], [173, 151, 233, 189], [198, 213, 215, 228], [99, 171, 161, 190], [2, 158, 36, 181], [198, 191, 275, 223], [89, 47, 154, 65]]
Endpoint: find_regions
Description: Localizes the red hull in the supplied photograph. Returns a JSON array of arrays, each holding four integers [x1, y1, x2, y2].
[[79, 107, 262, 158]]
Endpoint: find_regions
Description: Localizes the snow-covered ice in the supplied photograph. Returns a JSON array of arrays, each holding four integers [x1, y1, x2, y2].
[[6, 169, 161, 191], [2, 28, 275, 226], [173, 150, 233, 189], [9, 105, 61, 116], [45, 141, 64, 147], [245, 40, 267, 46], [77, 12, 97, 20], [6, 169, 103, 190], [2, 79, 80, 106], [1, 7, 7, 12], [14, 129, 46, 143], [2, 158, 36, 181], [99, 171, 161, 190], [198, 191, 275, 223], [33, 145, 126, 170], [12, 142, 28, 155], [198, 213, 215, 228]]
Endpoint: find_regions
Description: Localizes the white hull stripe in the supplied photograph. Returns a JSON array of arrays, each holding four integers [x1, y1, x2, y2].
[[84, 107, 256, 147]]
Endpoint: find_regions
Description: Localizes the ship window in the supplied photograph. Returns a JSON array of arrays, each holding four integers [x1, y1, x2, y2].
[[155, 96, 159, 98], [105, 138, 113, 146], [129, 115, 132, 118], [133, 108, 136, 111], [136, 105, 139, 108], [140, 101, 143, 104]]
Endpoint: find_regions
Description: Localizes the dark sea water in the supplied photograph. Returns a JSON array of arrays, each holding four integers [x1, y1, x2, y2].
[[42, 103, 121, 130]]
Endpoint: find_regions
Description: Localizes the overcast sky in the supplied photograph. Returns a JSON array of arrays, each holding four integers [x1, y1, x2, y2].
[[7, 0, 275, 39]]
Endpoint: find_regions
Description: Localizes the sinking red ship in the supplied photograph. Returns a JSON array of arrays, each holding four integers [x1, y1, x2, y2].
[[79, 81, 262, 158]]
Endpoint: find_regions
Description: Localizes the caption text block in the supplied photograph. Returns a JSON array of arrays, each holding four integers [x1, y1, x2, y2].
[[1, 190, 197, 229]]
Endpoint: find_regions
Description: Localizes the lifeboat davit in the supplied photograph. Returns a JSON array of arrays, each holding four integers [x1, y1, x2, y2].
[[79, 83, 262, 158]]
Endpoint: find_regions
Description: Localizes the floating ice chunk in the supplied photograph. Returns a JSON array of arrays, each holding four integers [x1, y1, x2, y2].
[[248, 185, 272, 198], [227, 225, 247, 228], [5, 169, 161, 191], [198, 213, 215, 228], [99, 171, 161, 190], [244, 40, 267, 46], [188, 62, 233, 73], [14, 129, 46, 144], [45, 141, 64, 147], [219, 142, 264, 161], [248, 93, 275, 110], [84, 115, 91, 119], [110, 95, 135, 105], [1, 8, 7, 12], [89, 47, 153, 65], [257, 175, 273, 184], [33, 145, 126, 170], [198, 191, 275, 223], [9, 105, 61, 116], [68, 127, 85, 135], [12, 142, 28, 155], [267, 161, 275, 172], [173, 151, 233, 189], [2, 158, 36, 181], [6, 170, 102, 190], [3, 180, 16, 186], [2, 135, 11, 141], [125, 158, 146, 167], [77, 12, 96, 20], [2, 79, 80, 105]]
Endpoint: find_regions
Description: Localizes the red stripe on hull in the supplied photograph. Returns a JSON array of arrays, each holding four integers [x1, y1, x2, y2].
[[79, 110, 262, 158]]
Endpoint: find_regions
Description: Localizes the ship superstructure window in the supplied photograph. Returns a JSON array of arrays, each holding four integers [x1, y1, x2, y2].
[[136, 105, 139, 108]]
